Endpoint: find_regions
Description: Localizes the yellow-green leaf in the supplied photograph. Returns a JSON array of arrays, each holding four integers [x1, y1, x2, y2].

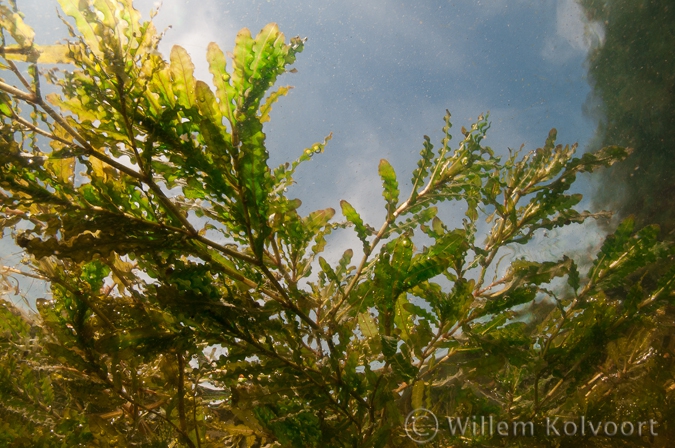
[[34, 45, 72, 64], [207, 41, 236, 128], [412, 380, 425, 410], [0, 5, 35, 47], [358, 312, 378, 338], [45, 155, 75, 185], [259, 85, 292, 123], [170, 45, 196, 109], [196, 80, 221, 124], [57, 0, 101, 55], [340, 200, 372, 254], [378, 159, 399, 219]]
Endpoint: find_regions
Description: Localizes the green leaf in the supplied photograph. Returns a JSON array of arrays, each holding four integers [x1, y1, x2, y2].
[[45, 153, 75, 185], [412, 380, 425, 410], [206, 41, 237, 129], [568, 257, 580, 292], [0, 4, 35, 47], [230, 23, 298, 114], [319, 257, 339, 284], [196, 80, 222, 124], [305, 208, 336, 255], [358, 312, 378, 338], [378, 159, 399, 219], [387, 206, 437, 238], [394, 295, 414, 344], [340, 200, 373, 254], [389, 235, 413, 280], [0, 44, 72, 63], [259, 85, 292, 123], [0, 92, 13, 117], [305, 208, 335, 234], [170, 45, 197, 109], [381, 335, 397, 358], [588, 218, 665, 290], [273, 133, 333, 194], [480, 286, 537, 317], [57, 0, 101, 55], [390, 352, 418, 381], [410, 135, 435, 202]]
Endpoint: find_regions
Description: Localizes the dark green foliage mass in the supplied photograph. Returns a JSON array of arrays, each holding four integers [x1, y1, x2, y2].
[[580, 0, 675, 232], [0, 0, 673, 446]]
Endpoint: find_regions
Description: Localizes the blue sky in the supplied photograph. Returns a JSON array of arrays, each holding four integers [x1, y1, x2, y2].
[[2, 0, 609, 307], [120, 0, 604, 207]]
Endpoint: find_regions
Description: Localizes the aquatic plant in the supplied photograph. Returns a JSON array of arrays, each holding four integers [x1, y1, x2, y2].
[[1, 0, 673, 446]]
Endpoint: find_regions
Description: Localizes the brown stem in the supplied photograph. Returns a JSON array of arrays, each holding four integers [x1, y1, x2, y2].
[[115, 73, 146, 173], [177, 352, 188, 433], [238, 328, 368, 427], [47, 276, 116, 330], [82, 341, 196, 447], [192, 377, 202, 448], [114, 384, 196, 448], [0, 79, 37, 103]]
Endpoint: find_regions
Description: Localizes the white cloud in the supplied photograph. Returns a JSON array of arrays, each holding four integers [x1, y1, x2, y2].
[[340, 0, 468, 75], [146, 0, 239, 84], [542, 0, 605, 63], [557, 0, 590, 51]]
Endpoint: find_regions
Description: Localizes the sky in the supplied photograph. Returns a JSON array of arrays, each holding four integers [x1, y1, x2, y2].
[[1, 0, 609, 308]]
